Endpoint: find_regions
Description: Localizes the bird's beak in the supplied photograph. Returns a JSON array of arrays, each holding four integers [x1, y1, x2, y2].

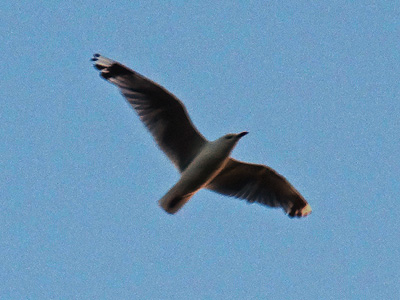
[[237, 131, 249, 139]]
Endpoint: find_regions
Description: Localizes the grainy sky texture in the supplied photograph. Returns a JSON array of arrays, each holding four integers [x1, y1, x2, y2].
[[1, 1, 399, 299]]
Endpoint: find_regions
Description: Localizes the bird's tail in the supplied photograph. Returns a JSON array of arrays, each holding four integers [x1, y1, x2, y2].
[[158, 186, 194, 214]]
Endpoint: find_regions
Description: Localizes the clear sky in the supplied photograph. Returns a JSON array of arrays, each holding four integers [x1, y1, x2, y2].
[[1, 1, 399, 299]]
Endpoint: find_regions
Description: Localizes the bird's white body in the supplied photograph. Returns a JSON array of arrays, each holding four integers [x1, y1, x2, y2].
[[159, 135, 242, 213]]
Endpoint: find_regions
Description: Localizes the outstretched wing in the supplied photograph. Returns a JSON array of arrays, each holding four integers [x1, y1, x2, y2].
[[207, 158, 311, 218], [91, 54, 207, 172]]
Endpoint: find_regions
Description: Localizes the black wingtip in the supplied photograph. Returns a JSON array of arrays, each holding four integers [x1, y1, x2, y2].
[[91, 53, 101, 61], [288, 203, 312, 218]]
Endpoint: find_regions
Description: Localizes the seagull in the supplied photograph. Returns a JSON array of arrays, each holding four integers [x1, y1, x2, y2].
[[91, 54, 312, 218]]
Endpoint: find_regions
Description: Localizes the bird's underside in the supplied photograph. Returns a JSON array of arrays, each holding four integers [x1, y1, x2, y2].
[[91, 53, 312, 218]]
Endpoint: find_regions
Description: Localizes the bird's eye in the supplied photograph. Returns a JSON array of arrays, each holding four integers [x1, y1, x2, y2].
[[225, 135, 233, 140]]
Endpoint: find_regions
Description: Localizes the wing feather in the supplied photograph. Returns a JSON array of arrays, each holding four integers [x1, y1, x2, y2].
[[207, 158, 311, 218], [92, 54, 207, 172]]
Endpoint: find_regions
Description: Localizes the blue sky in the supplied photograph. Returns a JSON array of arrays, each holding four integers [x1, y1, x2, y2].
[[1, 1, 399, 299]]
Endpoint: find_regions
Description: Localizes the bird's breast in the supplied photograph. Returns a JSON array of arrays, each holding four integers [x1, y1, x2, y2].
[[177, 146, 231, 193]]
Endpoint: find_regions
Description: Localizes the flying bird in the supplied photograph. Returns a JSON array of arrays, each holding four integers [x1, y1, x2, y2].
[[91, 54, 312, 218]]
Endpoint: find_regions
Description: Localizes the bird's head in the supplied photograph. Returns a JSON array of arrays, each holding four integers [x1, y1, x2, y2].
[[212, 131, 249, 154], [222, 131, 249, 141]]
